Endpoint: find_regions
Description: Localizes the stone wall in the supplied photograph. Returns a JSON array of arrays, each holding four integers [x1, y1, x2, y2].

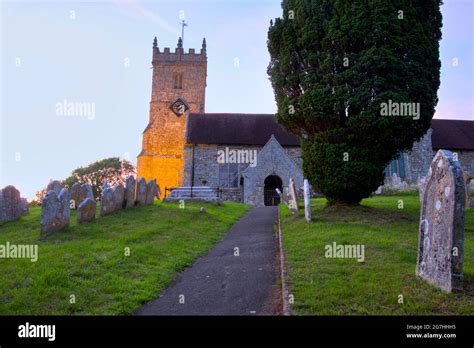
[[183, 144, 302, 188], [405, 129, 433, 184], [220, 188, 243, 203]]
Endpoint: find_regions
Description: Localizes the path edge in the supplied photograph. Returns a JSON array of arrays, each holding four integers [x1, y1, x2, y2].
[[277, 206, 292, 316]]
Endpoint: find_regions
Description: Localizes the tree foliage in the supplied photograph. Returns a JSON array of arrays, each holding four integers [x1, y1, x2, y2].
[[268, 0, 442, 204], [61, 157, 135, 198]]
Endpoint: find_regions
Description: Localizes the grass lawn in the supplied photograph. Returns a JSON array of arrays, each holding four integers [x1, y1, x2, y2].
[[0, 201, 250, 315], [280, 194, 474, 315]]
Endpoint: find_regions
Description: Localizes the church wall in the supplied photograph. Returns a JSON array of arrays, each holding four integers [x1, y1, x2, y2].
[[405, 129, 433, 184], [458, 151, 474, 178], [182, 143, 302, 205]]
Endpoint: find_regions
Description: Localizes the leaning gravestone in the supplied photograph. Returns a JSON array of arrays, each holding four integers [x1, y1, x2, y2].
[[0, 185, 26, 223], [41, 188, 71, 235], [303, 179, 312, 222], [416, 150, 465, 292], [288, 178, 299, 212], [100, 186, 115, 216], [70, 183, 94, 209], [125, 176, 136, 208], [145, 179, 159, 205], [112, 184, 125, 210], [77, 197, 96, 224], [136, 178, 147, 205]]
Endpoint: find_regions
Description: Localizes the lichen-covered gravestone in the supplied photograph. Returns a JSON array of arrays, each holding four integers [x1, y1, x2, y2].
[[136, 177, 147, 205], [0, 185, 26, 223], [41, 188, 71, 235], [303, 179, 312, 222], [100, 186, 115, 216], [77, 197, 96, 224], [416, 150, 465, 292], [145, 179, 158, 205], [70, 183, 94, 209], [125, 176, 136, 208]]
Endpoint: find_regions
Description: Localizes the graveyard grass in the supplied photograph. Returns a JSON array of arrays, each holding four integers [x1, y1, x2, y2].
[[0, 201, 250, 315], [280, 193, 474, 315]]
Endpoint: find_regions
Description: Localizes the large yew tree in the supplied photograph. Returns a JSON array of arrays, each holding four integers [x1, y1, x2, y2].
[[268, 0, 442, 204]]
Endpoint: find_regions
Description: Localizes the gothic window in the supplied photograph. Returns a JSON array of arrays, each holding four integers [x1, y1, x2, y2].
[[218, 163, 239, 188], [385, 152, 406, 179], [173, 73, 183, 89]]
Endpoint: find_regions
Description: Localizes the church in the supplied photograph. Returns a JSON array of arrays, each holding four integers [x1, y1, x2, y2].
[[137, 37, 474, 206]]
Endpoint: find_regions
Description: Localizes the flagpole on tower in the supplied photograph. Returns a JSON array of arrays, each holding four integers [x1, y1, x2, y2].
[[181, 20, 188, 47]]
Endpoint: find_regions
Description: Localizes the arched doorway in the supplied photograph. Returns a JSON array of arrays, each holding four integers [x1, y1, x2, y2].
[[264, 175, 283, 206]]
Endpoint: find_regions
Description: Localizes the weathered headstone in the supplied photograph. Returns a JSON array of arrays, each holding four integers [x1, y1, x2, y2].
[[303, 179, 312, 222], [112, 184, 125, 210], [46, 180, 62, 195], [463, 171, 472, 209], [20, 197, 29, 215], [70, 183, 94, 209], [125, 176, 136, 208], [145, 179, 158, 205], [288, 178, 298, 212], [100, 186, 115, 216], [40, 188, 70, 235], [0, 185, 25, 223], [77, 197, 96, 224], [136, 177, 147, 205], [416, 150, 465, 292]]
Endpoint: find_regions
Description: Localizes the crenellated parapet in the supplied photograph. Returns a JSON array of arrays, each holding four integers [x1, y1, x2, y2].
[[152, 37, 207, 64]]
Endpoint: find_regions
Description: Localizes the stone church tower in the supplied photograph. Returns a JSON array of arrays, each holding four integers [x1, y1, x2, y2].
[[137, 36, 207, 193]]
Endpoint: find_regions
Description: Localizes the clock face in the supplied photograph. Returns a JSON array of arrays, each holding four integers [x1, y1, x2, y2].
[[170, 98, 188, 117]]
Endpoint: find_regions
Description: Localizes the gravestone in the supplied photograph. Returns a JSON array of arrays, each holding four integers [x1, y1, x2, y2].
[[41, 188, 71, 235], [463, 171, 472, 209], [77, 197, 96, 224], [20, 197, 29, 215], [70, 183, 94, 209], [100, 186, 115, 216], [125, 176, 136, 208], [0, 185, 26, 223], [46, 180, 62, 195], [112, 184, 125, 210], [288, 178, 298, 212], [145, 179, 158, 205], [303, 179, 312, 222], [136, 177, 147, 205], [416, 150, 465, 292]]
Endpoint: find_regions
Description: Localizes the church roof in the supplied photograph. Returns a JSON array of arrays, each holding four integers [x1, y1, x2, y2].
[[432, 119, 474, 150], [186, 113, 300, 146], [186, 113, 474, 151]]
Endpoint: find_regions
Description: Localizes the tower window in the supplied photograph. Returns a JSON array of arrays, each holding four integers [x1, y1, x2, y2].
[[174, 73, 183, 89]]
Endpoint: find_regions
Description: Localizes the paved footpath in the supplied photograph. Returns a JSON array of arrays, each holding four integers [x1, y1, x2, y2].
[[135, 206, 278, 315]]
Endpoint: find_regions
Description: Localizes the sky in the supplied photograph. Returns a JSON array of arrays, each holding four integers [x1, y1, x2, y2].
[[1, 0, 473, 200]]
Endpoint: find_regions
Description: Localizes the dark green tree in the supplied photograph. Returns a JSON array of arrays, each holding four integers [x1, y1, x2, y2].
[[61, 157, 135, 199], [268, 0, 442, 204]]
